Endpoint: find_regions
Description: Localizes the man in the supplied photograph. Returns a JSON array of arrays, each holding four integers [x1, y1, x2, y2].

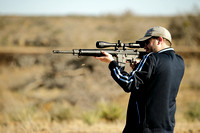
[[95, 26, 185, 133]]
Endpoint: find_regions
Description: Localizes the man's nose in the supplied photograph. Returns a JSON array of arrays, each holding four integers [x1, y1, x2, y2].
[[144, 45, 147, 49]]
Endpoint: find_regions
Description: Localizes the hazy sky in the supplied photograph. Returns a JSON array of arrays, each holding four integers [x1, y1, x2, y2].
[[0, 0, 200, 16]]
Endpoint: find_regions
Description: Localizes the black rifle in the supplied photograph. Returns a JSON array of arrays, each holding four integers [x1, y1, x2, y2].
[[53, 40, 146, 68]]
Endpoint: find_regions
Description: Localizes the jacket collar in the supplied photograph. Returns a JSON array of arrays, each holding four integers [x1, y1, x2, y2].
[[158, 47, 174, 53]]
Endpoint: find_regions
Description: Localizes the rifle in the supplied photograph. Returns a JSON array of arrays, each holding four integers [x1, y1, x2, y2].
[[52, 40, 146, 68]]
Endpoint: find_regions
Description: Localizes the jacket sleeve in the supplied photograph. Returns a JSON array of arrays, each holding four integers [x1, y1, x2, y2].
[[108, 54, 155, 93]]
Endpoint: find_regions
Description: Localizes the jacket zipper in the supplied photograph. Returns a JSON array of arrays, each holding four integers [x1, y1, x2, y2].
[[136, 101, 141, 124]]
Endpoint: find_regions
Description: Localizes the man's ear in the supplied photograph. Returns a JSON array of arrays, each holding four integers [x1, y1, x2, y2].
[[157, 37, 163, 45]]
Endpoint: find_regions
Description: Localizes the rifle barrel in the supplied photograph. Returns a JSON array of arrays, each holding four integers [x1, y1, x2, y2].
[[52, 50, 73, 54]]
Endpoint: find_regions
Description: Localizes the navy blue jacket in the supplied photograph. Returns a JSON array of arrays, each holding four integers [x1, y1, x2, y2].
[[108, 48, 185, 133]]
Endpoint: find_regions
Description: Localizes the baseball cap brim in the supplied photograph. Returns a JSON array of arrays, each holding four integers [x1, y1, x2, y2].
[[136, 36, 152, 42]]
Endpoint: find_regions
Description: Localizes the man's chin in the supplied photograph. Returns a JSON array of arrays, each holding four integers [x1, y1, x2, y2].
[[146, 50, 150, 53]]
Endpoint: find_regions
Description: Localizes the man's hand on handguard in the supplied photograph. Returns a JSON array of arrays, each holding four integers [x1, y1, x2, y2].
[[129, 58, 141, 70], [95, 51, 114, 63]]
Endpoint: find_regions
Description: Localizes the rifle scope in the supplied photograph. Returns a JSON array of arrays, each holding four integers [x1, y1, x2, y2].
[[96, 40, 141, 49]]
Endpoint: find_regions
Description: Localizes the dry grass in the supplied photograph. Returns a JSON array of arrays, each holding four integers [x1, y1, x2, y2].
[[0, 52, 199, 133]]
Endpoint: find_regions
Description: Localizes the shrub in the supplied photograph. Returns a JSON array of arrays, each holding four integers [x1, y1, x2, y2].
[[49, 104, 72, 122], [186, 102, 200, 121], [168, 13, 200, 46], [82, 111, 100, 125], [98, 102, 123, 122], [8, 105, 37, 122]]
